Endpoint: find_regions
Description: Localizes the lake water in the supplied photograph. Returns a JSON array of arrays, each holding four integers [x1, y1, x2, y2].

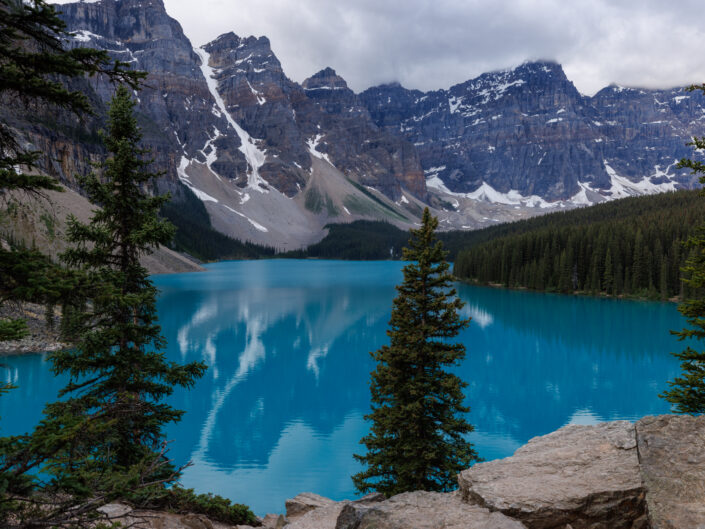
[[0, 259, 683, 514]]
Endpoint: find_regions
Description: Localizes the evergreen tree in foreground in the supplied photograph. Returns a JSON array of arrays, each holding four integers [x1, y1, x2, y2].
[[661, 83, 705, 413], [0, 2, 144, 525], [44, 85, 206, 481], [0, 85, 255, 529], [353, 208, 478, 496]]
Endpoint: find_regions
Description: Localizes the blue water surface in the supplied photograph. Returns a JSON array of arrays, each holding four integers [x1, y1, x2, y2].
[[0, 259, 683, 514]]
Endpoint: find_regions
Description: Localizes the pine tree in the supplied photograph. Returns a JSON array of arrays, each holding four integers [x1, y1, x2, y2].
[[42, 86, 207, 474], [353, 208, 478, 496], [660, 260, 669, 301], [603, 248, 614, 295], [660, 223, 705, 412], [0, 3, 143, 525], [661, 90, 705, 412]]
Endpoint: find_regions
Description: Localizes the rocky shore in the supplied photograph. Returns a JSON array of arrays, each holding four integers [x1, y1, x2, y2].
[[101, 414, 704, 529], [0, 302, 67, 356]]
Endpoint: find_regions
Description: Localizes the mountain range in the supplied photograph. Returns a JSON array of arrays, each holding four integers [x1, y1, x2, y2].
[[6, 0, 704, 249]]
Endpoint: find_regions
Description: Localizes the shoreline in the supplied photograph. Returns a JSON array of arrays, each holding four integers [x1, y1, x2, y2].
[[453, 276, 680, 304], [0, 302, 67, 356]]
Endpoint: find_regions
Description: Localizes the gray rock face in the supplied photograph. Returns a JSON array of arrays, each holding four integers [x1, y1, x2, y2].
[[55, 0, 230, 188], [283, 492, 385, 529], [360, 61, 702, 202], [44, 0, 427, 203], [287, 501, 348, 529], [261, 513, 287, 529], [12, 0, 705, 246], [285, 492, 338, 519], [458, 421, 647, 529], [336, 491, 526, 529], [636, 414, 705, 529]]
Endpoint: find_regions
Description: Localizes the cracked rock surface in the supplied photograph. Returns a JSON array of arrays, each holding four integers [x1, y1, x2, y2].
[[458, 421, 647, 528], [636, 415, 705, 529]]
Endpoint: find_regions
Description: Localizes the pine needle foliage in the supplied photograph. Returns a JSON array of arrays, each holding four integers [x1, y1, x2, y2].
[[45, 86, 207, 471], [453, 190, 704, 299], [0, 3, 146, 524], [661, 83, 705, 413], [353, 208, 478, 496]]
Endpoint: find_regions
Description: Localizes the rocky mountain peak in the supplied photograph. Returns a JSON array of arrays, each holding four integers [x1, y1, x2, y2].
[[303, 67, 349, 91], [58, 0, 189, 49], [449, 59, 576, 104], [33, 1, 705, 244], [208, 31, 241, 48], [515, 60, 567, 78], [204, 32, 283, 79]]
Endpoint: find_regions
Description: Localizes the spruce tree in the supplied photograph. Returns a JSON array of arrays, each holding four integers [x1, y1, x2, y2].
[[603, 248, 614, 295], [661, 90, 705, 412], [43, 86, 207, 472], [0, 3, 143, 525], [353, 208, 478, 496]]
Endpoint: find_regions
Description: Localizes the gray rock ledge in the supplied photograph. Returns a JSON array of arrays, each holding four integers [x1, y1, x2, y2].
[[458, 421, 647, 528]]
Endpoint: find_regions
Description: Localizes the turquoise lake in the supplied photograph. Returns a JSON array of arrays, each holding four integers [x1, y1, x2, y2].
[[0, 259, 684, 514]]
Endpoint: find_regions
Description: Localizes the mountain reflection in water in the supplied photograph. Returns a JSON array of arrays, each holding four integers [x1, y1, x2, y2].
[[0, 260, 681, 514]]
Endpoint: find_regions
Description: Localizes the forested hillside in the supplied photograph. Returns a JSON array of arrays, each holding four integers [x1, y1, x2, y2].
[[284, 221, 493, 260], [453, 190, 705, 299]]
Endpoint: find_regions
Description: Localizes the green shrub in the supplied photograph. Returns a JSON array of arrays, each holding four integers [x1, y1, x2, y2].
[[128, 485, 259, 526]]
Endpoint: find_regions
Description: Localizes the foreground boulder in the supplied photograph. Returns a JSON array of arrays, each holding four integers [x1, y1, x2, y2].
[[100, 415, 705, 529], [285, 492, 338, 519], [335, 491, 526, 529], [283, 492, 385, 529], [636, 414, 705, 529], [458, 421, 647, 529]]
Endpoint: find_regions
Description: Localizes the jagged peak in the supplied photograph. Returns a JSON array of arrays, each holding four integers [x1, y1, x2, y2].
[[242, 35, 271, 47], [487, 60, 567, 82], [206, 31, 241, 50], [315, 66, 338, 77], [518, 59, 564, 72], [205, 33, 275, 57], [303, 67, 349, 91], [591, 83, 650, 99], [65, 0, 168, 11]]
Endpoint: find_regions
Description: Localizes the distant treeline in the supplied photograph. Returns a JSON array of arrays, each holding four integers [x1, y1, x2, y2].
[[453, 190, 705, 299], [284, 221, 408, 260], [161, 185, 275, 261]]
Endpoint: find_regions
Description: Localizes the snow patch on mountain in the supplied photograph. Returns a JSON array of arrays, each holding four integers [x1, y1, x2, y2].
[[604, 160, 678, 198], [199, 127, 222, 176], [72, 29, 101, 42], [222, 205, 268, 232], [306, 134, 333, 165], [426, 174, 557, 210], [195, 47, 269, 193], [177, 157, 219, 203]]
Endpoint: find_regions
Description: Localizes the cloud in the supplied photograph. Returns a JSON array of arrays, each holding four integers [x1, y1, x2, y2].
[[54, 0, 705, 95]]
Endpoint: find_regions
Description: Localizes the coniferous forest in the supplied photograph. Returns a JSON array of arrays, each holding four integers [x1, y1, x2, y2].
[[453, 190, 704, 299]]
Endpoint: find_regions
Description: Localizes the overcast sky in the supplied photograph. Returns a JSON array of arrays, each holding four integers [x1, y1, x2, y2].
[[57, 0, 705, 95]]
